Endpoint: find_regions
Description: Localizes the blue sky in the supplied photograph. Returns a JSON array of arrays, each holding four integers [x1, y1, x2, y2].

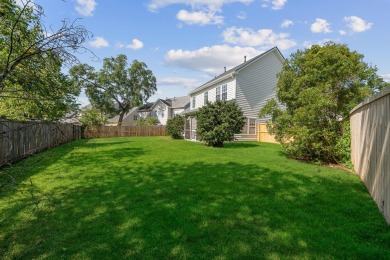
[[32, 0, 390, 105]]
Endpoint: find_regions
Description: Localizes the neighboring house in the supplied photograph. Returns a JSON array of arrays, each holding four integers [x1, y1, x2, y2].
[[137, 96, 190, 125], [106, 107, 139, 126], [183, 47, 284, 141]]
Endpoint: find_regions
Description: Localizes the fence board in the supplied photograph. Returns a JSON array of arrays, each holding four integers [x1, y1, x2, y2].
[[0, 120, 81, 167], [257, 123, 278, 143], [83, 125, 167, 139], [350, 88, 390, 225]]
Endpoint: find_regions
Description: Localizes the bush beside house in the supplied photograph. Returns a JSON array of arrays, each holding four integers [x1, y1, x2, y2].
[[197, 101, 245, 147], [166, 115, 185, 139]]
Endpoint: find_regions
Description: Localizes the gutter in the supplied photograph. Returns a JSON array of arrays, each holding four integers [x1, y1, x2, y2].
[[189, 72, 235, 95]]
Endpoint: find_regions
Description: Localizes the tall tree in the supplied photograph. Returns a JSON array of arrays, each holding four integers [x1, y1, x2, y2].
[[260, 42, 389, 163], [0, 0, 92, 119], [70, 54, 157, 126]]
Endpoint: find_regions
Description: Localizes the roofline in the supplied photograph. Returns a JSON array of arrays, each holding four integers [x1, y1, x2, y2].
[[188, 47, 284, 95], [149, 98, 172, 111], [236, 47, 284, 74], [189, 72, 235, 95]]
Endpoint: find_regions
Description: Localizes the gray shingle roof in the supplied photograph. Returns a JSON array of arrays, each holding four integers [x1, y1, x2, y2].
[[170, 96, 190, 108]]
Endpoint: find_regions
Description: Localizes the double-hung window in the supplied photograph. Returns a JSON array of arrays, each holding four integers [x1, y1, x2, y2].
[[216, 87, 221, 101], [204, 91, 208, 104], [192, 96, 196, 109], [222, 84, 227, 101]]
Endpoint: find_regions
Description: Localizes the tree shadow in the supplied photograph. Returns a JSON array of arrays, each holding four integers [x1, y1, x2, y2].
[[1, 158, 389, 259], [224, 142, 260, 149]]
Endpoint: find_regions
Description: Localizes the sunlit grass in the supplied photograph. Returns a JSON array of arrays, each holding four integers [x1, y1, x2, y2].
[[0, 137, 389, 259]]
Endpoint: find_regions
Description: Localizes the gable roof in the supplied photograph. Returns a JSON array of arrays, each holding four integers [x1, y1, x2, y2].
[[137, 102, 154, 112], [189, 47, 284, 95], [171, 96, 190, 109]]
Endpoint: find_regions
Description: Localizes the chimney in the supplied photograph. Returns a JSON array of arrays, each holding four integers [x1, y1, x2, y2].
[[244, 56, 247, 63], [224, 66, 226, 72]]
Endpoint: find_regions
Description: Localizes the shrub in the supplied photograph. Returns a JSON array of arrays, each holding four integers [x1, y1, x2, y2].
[[135, 117, 160, 126], [166, 115, 185, 139], [259, 42, 389, 163], [79, 108, 107, 127], [197, 100, 245, 147]]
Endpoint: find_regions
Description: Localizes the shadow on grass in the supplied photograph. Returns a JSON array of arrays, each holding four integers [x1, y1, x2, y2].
[[1, 158, 389, 259], [224, 142, 260, 149]]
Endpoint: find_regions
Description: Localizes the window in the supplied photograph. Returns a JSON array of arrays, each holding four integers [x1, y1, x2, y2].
[[133, 115, 138, 121], [222, 84, 227, 101], [192, 96, 196, 108], [204, 91, 208, 104], [216, 87, 221, 101]]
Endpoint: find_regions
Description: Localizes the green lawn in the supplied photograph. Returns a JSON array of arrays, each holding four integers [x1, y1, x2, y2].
[[0, 137, 389, 259]]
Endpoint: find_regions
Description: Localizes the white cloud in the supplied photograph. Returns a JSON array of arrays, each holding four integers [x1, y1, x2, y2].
[[176, 9, 223, 25], [118, 39, 144, 50], [382, 74, 390, 83], [344, 16, 372, 32], [237, 11, 247, 20], [303, 38, 337, 48], [158, 77, 200, 88], [339, 30, 346, 35], [75, 0, 97, 16], [164, 44, 264, 76], [222, 26, 296, 50], [262, 0, 287, 10], [281, 19, 293, 28], [148, 0, 253, 12], [89, 36, 109, 48], [311, 18, 332, 33]]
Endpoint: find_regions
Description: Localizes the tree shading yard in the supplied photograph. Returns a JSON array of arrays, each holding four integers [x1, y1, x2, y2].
[[0, 137, 389, 258]]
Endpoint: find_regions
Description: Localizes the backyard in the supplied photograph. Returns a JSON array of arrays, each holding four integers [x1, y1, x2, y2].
[[0, 137, 389, 259]]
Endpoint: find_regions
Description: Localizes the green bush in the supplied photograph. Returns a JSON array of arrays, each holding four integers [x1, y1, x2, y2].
[[197, 100, 245, 147], [166, 115, 185, 139], [135, 117, 160, 126], [79, 108, 107, 127], [259, 42, 389, 163]]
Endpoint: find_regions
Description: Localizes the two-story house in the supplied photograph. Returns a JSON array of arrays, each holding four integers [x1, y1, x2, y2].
[[183, 47, 284, 141], [137, 96, 190, 125]]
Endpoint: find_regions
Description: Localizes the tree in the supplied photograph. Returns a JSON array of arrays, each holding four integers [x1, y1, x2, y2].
[[197, 100, 245, 147], [79, 108, 107, 127], [166, 115, 185, 139], [260, 42, 389, 163], [0, 0, 92, 119], [70, 55, 157, 126]]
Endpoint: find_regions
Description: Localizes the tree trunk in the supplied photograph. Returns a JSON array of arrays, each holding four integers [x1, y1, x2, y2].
[[117, 110, 125, 126]]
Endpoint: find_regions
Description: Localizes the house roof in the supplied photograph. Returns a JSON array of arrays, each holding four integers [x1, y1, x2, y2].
[[170, 96, 190, 109], [137, 102, 154, 112], [107, 107, 138, 123], [189, 47, 284, 95]]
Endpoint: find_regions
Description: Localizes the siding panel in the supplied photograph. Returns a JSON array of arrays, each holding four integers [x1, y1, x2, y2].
[[191, 78, 236, 109], [236, 51, 283, 119]]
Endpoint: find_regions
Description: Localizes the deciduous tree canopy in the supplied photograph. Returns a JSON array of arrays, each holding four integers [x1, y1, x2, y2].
[[0, 0, 92, 119], [70, 55, 157, 126], [260, 42, 389, 163]]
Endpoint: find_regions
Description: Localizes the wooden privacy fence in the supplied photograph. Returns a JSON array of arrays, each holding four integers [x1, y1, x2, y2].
[[350, 88, 390, 225], [0, 120, 81, 167], [83, 125, 167, 138], [257, 123, 278, 143]]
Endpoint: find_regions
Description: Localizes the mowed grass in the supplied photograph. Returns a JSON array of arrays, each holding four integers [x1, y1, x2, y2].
[[0, 137, 389, 259]]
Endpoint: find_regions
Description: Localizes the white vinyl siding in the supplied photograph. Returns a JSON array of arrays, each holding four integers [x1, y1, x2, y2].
[[190, 78, 235, 110], [235, 51, 283, 120]]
